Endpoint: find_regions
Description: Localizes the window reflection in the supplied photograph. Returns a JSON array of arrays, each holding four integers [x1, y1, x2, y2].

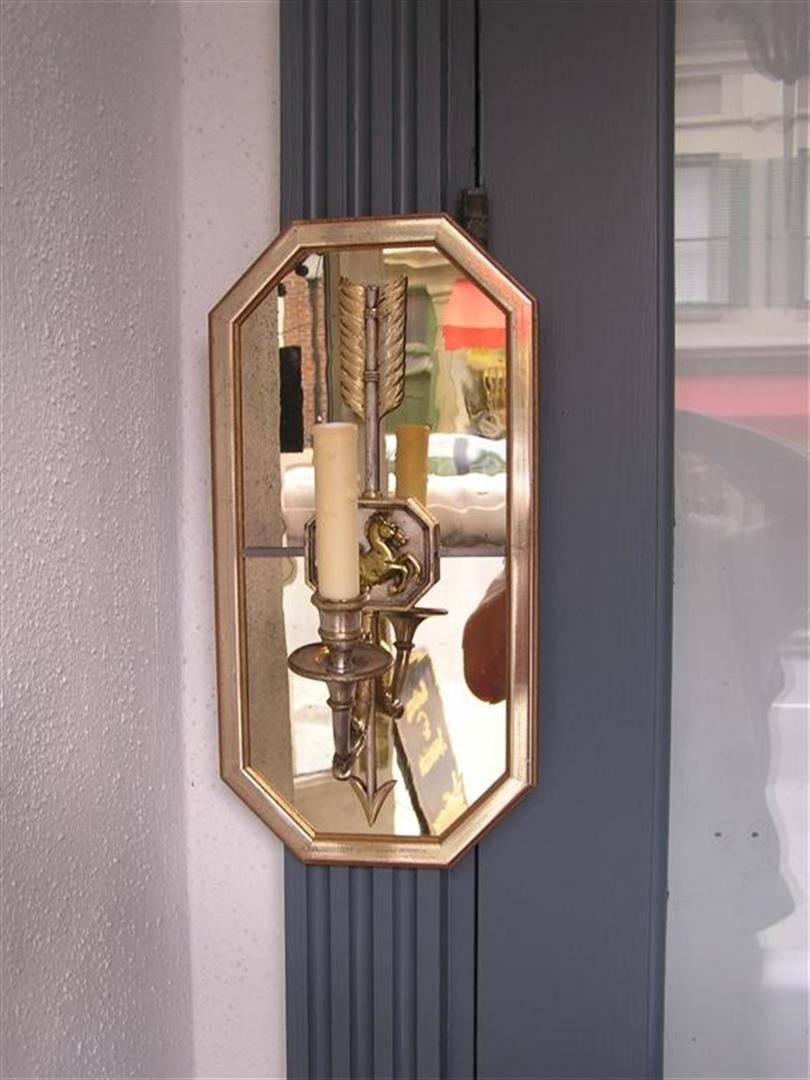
[[666, 3, 809, 1077]]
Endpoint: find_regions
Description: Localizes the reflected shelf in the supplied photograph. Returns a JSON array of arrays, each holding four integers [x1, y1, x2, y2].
[[243, 545, 506, 559]]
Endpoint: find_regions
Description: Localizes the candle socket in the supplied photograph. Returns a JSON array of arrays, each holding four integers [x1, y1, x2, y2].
[[381, 607, 447, 717], [316, 593, 365, 671], [288, 593, 393, 780]]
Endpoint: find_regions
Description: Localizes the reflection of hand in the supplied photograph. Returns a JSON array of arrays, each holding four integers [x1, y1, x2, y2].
[[462, 573, 507, 703]]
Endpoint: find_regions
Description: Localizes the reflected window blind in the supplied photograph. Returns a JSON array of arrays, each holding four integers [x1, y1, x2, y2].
[[766, 153, 809, 308], [675, 155, 750, 307]]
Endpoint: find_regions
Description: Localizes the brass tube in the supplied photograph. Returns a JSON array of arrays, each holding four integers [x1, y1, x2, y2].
[[362, 284, 381, 498]]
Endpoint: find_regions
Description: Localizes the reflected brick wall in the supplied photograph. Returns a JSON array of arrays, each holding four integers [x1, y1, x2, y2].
[[282, 274, 326, 442]]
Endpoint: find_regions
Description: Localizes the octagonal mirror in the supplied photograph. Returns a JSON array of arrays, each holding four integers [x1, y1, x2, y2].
[[210, 215, 537, 866]]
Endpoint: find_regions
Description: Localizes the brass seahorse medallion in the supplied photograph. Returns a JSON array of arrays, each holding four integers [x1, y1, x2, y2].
[[359, 512, 422, 597]]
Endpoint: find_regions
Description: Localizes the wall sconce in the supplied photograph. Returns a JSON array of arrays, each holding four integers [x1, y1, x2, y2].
[[289, 276, 445, 826], [209, 215, 538, 866]]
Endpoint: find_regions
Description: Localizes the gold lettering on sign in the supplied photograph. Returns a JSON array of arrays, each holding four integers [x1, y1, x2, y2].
[[404, 679, 429, 725], [396, 650, 470, 835], [431, 771, 468, 834], [419, 731, 447, 776]]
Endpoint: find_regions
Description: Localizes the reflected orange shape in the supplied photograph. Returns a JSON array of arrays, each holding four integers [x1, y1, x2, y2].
[[442, 278, 506, 349]]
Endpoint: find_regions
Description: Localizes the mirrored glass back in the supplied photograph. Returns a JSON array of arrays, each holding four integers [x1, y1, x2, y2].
[[239, 244, 509, 836]]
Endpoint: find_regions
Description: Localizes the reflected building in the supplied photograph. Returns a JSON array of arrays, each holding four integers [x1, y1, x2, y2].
[[666, 3, 809, 1078]]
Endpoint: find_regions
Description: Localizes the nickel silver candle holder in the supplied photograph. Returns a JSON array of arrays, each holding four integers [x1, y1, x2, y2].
[[288, 276, 445, 826]]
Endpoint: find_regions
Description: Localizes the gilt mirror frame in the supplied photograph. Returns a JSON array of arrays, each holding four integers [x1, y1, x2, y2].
[[209, 214, 538, 867]]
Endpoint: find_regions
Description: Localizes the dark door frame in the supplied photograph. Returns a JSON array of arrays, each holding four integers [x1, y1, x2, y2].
[[280, 2, 673, 1076]]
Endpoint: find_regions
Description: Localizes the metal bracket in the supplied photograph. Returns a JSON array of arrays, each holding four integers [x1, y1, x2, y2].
[[459, 187, 489, 249]]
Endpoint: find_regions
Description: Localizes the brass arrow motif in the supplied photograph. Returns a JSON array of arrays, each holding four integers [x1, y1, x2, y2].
[[349, 776, 397, 827], [339, 276, 407, 420]]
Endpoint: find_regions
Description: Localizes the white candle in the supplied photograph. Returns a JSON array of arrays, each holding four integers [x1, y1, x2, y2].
[[312, 422, 360, 600]]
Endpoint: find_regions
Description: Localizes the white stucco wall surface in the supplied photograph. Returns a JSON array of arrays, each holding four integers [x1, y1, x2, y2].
[[178, 5, 286, 1078], [0, 2, 191, 1077], [1, 2, 285, 1077]]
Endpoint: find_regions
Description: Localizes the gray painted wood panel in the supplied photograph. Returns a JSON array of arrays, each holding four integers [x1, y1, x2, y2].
[[281, 2, 478, 1077], [282, 0, 475, 222], [280, 1, 673, 1076], [475, 2, 673, 1077], [283, 853, 477, 1079]]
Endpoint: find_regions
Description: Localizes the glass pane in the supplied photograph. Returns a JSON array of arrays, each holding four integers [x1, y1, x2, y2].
[[238, 241, 509, 838], [243, 551, 506, 837], [240, 246, 507, 554], [666, 3, 809, 1077]]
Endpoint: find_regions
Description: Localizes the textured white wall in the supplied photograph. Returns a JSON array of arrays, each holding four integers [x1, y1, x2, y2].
[[0, 2, 285, 1077], [0, 2, 191, 1076], [178, 5, 286, 1078]]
